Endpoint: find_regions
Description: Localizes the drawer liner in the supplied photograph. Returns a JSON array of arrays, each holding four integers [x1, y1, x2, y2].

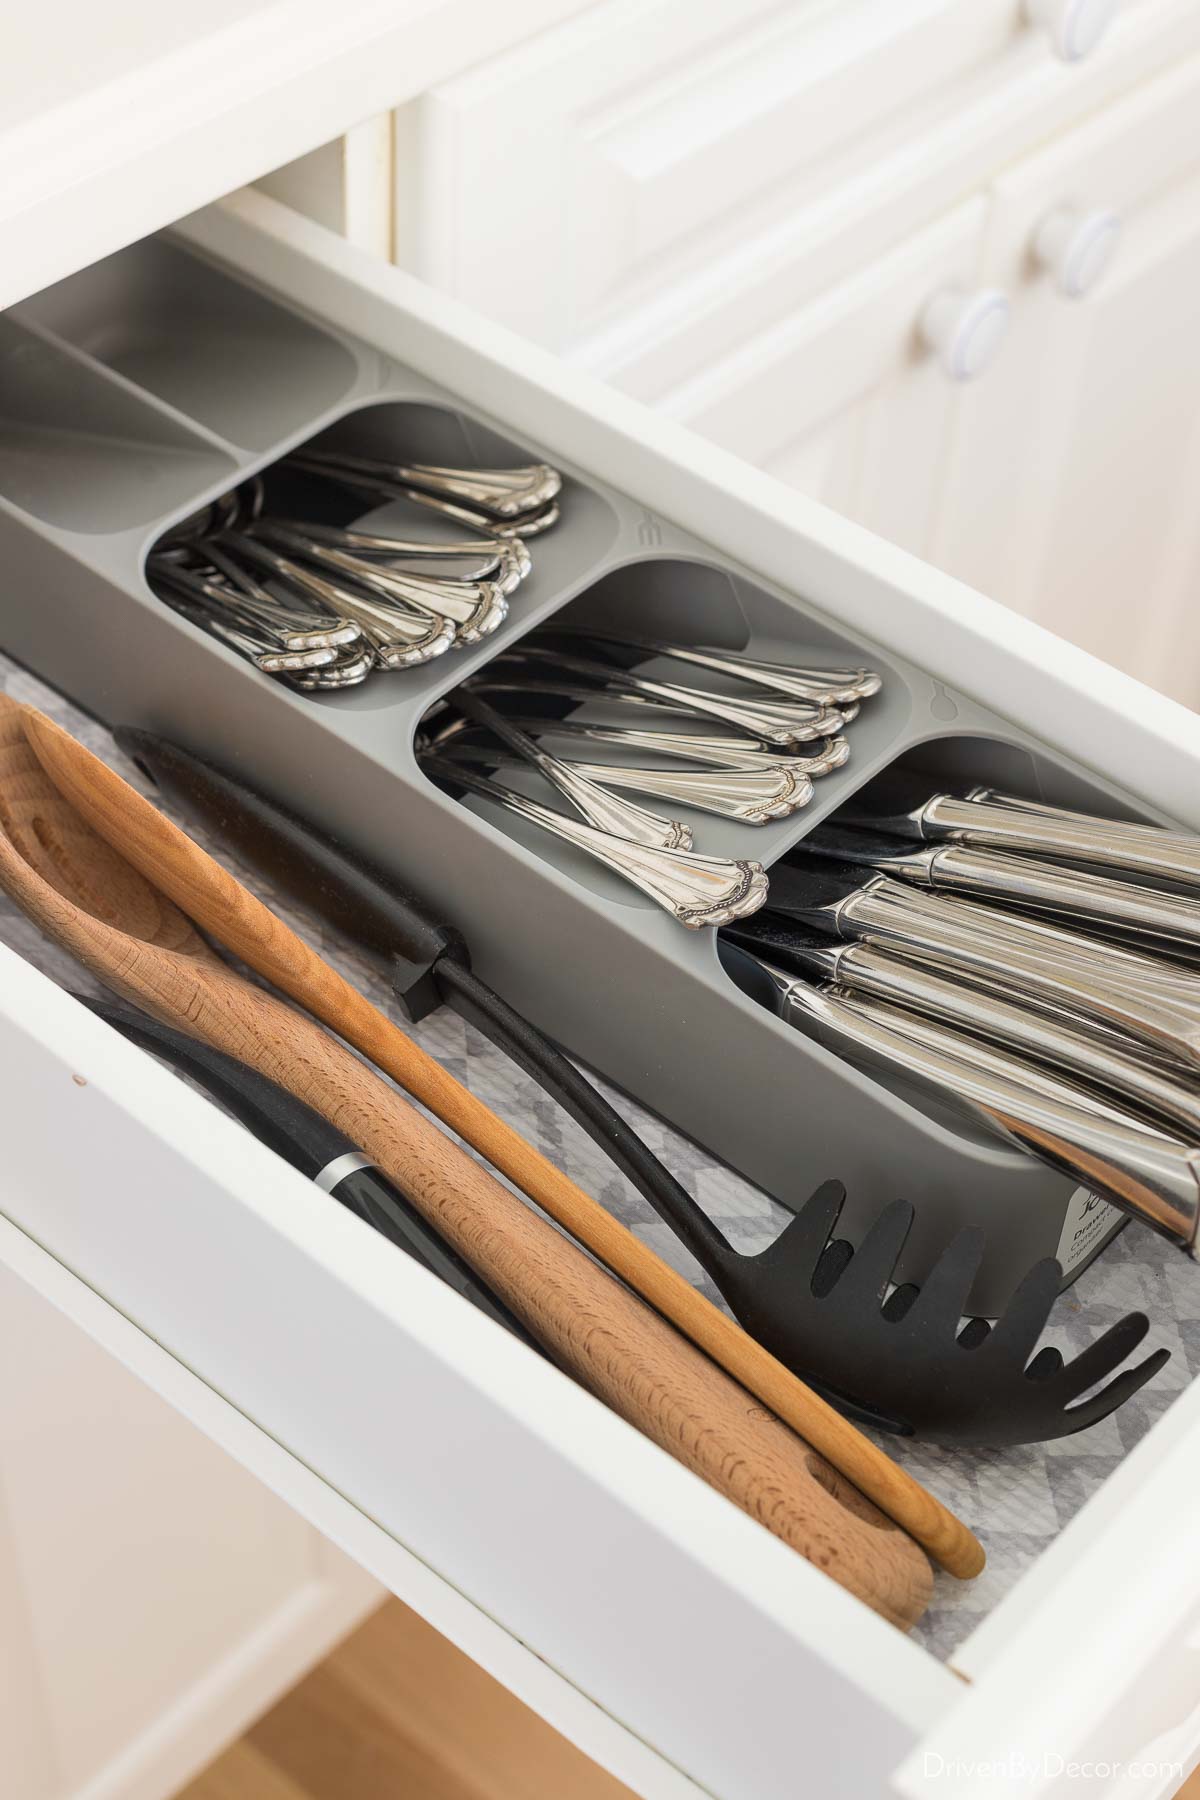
[[0, 650, 1189, 1664]]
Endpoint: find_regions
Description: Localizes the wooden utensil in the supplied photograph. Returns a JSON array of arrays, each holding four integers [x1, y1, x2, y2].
[[19, 701, 981, 1580], [0, 699, 933, 1627]]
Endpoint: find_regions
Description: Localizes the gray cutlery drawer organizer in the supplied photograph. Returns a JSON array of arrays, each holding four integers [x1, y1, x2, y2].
[[3, 233, 1176, 1315]]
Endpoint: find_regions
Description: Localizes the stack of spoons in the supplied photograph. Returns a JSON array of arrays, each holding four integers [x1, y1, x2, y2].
[[146, 451, 562, 690]]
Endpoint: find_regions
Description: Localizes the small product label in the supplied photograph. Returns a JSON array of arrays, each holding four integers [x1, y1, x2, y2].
[[1056, 1187, 1123, 1275]]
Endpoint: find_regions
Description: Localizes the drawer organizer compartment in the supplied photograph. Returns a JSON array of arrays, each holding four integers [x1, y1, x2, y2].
[[0, 316, 237, 531], [0, 228, 1185, 1328]]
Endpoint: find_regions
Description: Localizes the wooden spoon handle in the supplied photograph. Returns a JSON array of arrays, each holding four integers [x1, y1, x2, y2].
[[0, 815, 931, 1626], [21, 705, 980, 1580], [148, 965, 933, 1628]]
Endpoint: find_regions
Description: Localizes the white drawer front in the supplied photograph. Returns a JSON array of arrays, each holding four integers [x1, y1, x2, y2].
[[568, 0, 1199, 404], [0, 946, 950, 1800], [394, 0, 1029, 352]]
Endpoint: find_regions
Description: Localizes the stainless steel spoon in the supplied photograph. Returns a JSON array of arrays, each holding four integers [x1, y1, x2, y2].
[[255, 522, 508, 645]]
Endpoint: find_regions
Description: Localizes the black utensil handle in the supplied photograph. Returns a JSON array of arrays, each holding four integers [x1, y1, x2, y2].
[[117, 729, 738, 1277], [113, 730, 467, 1021], [82, 994, 345, 1174], [80, 995, 538, 1349], [432, 959, 734, 1272]]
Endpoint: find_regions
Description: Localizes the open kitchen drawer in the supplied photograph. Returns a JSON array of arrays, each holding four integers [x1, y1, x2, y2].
[[4, 188, 1200, 1800]]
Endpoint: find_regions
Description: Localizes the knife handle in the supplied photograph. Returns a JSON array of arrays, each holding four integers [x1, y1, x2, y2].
[[781, 978, 1200, 1248], [842, 880, 1200, 1067], [836, 941, 1200, 1147], [928, 843, 1200, 953], [926, 793, 1200, 888]]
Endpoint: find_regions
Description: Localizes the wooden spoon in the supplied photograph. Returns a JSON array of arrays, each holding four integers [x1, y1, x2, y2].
[[19, 702, 983, 1580], [0, 698, 932, 1627]]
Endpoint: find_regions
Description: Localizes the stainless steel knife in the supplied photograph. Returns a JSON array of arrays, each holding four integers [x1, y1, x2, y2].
[[750, 954, 1200, 1250], [765, 859, 1200, 1068], [841, 771, 1200, 888], [802, 822, 1200, 956]]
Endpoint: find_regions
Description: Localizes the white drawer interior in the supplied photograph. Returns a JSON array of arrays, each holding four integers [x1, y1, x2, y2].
[[3, 189, 1200, 1798]]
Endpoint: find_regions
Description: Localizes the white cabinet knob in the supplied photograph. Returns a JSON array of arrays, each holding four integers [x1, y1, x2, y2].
[[1025, 0, 1120, 62], [919, 288, 1010, 381], [1033, 205, 1121, 297]]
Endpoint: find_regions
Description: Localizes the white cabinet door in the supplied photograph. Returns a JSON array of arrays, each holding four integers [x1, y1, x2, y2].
[[931, 54, 1200, 709], [658, 199, 994, 559], [0, 1261, 378, 1800]]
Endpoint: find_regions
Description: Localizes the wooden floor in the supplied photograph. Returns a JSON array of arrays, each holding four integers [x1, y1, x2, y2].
[[175, 1597, 633, 1800], [175, 1593, 1200, 1800]]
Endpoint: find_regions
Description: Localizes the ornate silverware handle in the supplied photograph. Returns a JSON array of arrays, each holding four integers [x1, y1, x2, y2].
[[773, 973, 1200, 1248], [570, 758, 813, 823], [283, 454, 558, 538], [551, 628, 880, 704], [838, 939, 1200, 1148], [223, 534, 455, 665], [256, 523, 507, 641], [842, 878, 1200, 1067], [150, 568, 339, 674], [446, 739, 811, 824], [300, 451, 561, 519], [294, 518, 509, 567], [422, 755, 767, 928], [928, 792, 1200, 886], [928, 842, 1200, 950], [189, 549, 362, 653]]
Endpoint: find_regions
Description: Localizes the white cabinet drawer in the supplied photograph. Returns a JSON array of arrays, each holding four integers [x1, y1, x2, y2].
[[4, 189, 1200, 1800], [930, 51, 1200, 710], [569, 0, 1200, 404], [395, 0, 1077, 354]]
